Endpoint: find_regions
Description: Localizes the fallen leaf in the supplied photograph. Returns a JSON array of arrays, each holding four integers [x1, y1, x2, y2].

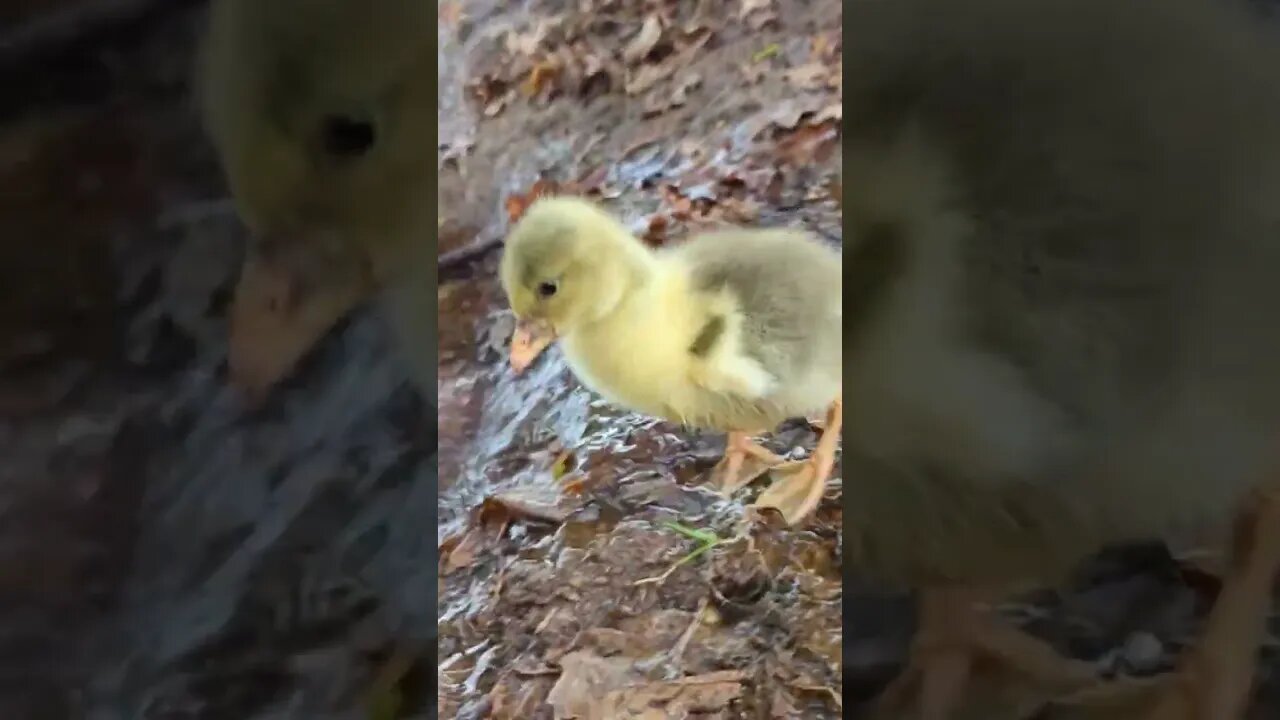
[[708, 196, 760, 224], [643, 215, 671, 246], [671, 73, 702, 105], [505, 178, 571, 223], [746, 10, 780, 30], [600, 670, 748, 717], [640, 73, 701, 117], [681, 25, 715, 55], [483, 93, 511, 118], [810, 30, 841, 62], [739, 0, 774, 20], [623, 14, 664, 64], [660, 184, 696, 219], [505, 21, 554, 56], [546, 651, 640, 720], [825, 178, 842, 209], [488, 673, 555, 720], [625, 27, 711, 95], [438, 1, 464, 28], [521, 60, 563, 98], [441, 526, 488, 574], [740, 62, 767, 84], [813, 101, 841, 123], [769, 101, 814, 131], [481, 489, 575, 524], [625, 64, 666, 95], [571, 44, 615, 98], [783, 62, 831, 90]]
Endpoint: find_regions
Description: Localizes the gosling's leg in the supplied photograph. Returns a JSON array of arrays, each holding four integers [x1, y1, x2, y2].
[[871, 585, 1098, 720], [1137, 487, 1280, 720], [714, 430, 792, 494], [753, 393, 843, 525]]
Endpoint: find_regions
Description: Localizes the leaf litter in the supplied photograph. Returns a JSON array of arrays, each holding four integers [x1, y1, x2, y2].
[[439, 1, 847, 716]]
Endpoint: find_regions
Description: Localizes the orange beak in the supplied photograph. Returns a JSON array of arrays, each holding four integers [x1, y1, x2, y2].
[[509, 317, 557, 374], [227, 251, 374, 404]]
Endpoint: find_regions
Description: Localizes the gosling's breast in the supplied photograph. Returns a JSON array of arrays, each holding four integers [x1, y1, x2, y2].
[[560, 324, 692, 419]]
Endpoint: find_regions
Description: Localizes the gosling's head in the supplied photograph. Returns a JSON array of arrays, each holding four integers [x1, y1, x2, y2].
[[500, 196, 648, 337], [199, 0, 434, 273]]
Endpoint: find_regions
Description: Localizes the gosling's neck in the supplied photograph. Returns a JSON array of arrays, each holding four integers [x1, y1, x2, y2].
[[574, 226, 664, 329]]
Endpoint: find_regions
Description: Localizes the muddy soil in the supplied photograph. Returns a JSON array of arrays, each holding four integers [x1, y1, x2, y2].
[[0, 1, 1277, 720]]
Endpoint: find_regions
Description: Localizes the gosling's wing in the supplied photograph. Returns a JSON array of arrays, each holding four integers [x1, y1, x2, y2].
[[677, 229, 842, 387]]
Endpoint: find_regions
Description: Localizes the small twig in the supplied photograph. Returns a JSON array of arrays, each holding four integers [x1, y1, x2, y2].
[[534, 607, 560, 635], [634, 521, 729, 586], [668, 596, 709, 667], [438, 236, 504, 275]]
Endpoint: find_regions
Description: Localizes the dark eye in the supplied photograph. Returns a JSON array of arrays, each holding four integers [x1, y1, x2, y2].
[[321, 114, 376, 157], [537, 281, 558, 298]]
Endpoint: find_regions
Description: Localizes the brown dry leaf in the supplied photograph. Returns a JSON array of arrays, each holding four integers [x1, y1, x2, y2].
[[740, 62, 767, 84], [441, 526, 489, 574], [708, 196, 760, 224], [625, 64, 667, 95], [767, 99, 828, 132], [505, 21, 554, 56], [481, 488, 575, 524], [783, 62, 832, 90], [623, 14, 664, 64], [521, 59, 563, 98], [746, 10, 780, 30], [600, 670, 748, 718], [810, 31, 841, 62], [483, 93, 511, 118], [671, 73, 702, 106], [813, 101, 841, 124], [438, 1, 464, 27], [641, 72, 701, 118], [546, 651, 641, 720], [825, 177, 842, 209], [471, 75, 505, 104], [488, 672, 556, 720], [505, 178, 573, 223], [643, 214, 671, 246], [661, 184, 695, 218], [739, 0, 775, 20], [569, 44, 615, 98], [625, 26, 712, 95], [680, 25, 715, 55]]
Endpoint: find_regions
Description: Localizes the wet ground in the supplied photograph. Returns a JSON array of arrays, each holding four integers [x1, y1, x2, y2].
[[437, 0, 844, 717], [2, 0, 1280, 719], [437, 1, 1280, 719]]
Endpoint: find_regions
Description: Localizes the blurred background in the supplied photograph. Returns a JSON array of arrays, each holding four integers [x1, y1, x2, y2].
[[1, 2, 435, 718]]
